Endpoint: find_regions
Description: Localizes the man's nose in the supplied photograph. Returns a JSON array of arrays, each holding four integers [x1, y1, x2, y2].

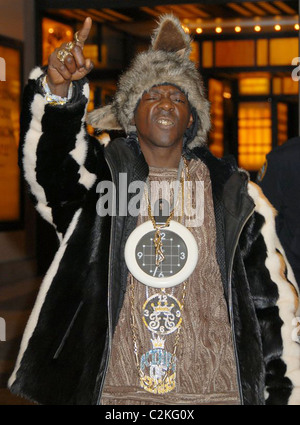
[[157, 97, 174, 111]]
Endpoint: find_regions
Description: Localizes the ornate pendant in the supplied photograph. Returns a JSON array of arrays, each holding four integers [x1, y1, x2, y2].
[[138, 292, 182, 394], [142, 292, 182, 335], [140, 339, 176, 394]]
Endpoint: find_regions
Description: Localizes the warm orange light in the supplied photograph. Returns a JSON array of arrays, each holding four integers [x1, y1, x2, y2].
[[66, 30, 72, 36], [254, 25, 261, 32], [235, 26, 242, 33], [223, 91, 232, 99], [215, 26, 222, 34], [182, 25, 190, 34], [196, 27, 203, 34], [274, 24, 281, 31], [294, 24, 300, 30], [48, 28, 54, 34]]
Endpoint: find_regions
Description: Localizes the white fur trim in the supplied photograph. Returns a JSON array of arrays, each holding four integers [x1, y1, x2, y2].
[[23, 93, 55, 225], [28, 66, 44, 81], [248, 181, 300, 404], [8, 209, 82, 388], [82, 82, 89, 101], [69, 83, 97, 190]]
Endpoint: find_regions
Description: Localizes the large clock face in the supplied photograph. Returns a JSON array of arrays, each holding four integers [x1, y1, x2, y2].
[[125, 220, 198, 288], [135, 230, 188, 278]]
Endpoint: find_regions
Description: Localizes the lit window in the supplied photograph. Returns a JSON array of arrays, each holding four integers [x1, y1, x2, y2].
[[277, 103, 288, 146], [208, 79, 224, 158], [239, 77, 270, 95], [270, 38, 298, 65], [238, 102, 272, 171], [215, 40, 255, 67]]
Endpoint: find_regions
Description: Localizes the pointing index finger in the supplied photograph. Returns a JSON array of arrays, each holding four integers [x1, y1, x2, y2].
[[76, 17, 92, 47]]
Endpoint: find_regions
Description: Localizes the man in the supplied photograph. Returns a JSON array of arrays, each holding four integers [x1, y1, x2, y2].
[[8, 15, 300, 405], [257, 137, 300, 289]]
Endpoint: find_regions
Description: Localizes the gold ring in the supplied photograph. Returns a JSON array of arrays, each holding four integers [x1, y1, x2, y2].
[[74, 31, 81, 44], [56, 49, 72, 63], [65, 41, 75, 51]]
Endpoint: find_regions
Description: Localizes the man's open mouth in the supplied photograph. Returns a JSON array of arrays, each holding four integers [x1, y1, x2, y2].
[[156, 118, 174, 126]]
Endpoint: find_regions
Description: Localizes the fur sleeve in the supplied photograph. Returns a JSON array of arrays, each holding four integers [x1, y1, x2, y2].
[[19, 67, 97, 238], [246, 181, 300, 405]]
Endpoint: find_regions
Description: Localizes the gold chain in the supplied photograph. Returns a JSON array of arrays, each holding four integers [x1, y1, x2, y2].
[[129, 274, 187, 392], [147, 156, 190, 266], [129, 156, 191, 393]]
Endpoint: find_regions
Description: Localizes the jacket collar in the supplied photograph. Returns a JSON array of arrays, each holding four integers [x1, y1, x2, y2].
[[104, 137, 149, 184]]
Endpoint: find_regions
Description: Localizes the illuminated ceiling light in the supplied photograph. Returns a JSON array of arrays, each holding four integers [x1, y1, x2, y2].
[[48, 28, 54, 34], [254, 25, 261, 32], [274, 24, 281, 31], [223, 91, 232, 99], [235, 26, 242, 33], [294, 23, 300, 30], [182, 25, 190, 34], [215, 26, 222, 33], [196, 27, 203, 34]]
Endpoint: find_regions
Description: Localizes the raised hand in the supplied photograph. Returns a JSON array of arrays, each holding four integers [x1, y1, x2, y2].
[[47, 17, 94, 97]]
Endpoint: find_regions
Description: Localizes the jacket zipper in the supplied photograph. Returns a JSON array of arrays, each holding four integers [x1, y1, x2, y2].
[[96, 155, 115, 405], [227, 205, 255, 406]]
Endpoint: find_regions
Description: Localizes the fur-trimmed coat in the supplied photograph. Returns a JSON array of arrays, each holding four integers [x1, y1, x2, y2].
[[8, 68, 300, 405]]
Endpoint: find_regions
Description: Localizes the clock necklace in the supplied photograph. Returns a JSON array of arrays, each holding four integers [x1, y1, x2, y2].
[[124, 156, 198, 289], [125, 156, 199, 394]]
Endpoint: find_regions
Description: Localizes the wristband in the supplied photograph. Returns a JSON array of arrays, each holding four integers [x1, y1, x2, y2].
[[42, 75, 73, 105]]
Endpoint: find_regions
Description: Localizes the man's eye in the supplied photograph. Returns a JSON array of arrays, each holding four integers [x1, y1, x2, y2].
[[174, 98, 185, 103], [145, 94, 159, 101]]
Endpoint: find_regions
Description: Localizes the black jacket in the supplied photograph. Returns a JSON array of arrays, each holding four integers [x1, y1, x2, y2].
[[8, 68, 300, 405], [257, 137, 300, 289]]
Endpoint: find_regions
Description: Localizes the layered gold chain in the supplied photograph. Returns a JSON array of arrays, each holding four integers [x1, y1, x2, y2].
[[129, 274, 187, 393], [129, 156, 191, 394], [146, 157, 190, 267]]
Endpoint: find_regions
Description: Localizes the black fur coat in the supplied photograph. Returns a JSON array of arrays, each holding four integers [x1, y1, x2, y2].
[[8, 68, 300, 405]]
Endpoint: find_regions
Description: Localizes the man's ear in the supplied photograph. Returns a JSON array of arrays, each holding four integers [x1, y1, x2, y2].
[[187, 112, 193, 128]]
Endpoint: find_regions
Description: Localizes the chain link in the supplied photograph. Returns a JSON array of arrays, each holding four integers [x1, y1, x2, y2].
[[130, 274, 187, 392], [129, 156, 191, 393]]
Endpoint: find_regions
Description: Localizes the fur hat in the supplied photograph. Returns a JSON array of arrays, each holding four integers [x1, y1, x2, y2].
[[87, 14, 211, 148]]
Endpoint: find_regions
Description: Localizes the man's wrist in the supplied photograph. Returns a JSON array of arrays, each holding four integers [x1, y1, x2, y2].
[[42, 75, 73, 105]]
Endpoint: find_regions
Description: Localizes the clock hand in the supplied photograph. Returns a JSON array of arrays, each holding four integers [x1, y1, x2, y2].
[[153, 228, 165, 266], [153, 266, 158, 277]]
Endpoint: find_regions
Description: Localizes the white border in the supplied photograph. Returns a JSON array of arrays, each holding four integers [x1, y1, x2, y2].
[[125, 220, 198, 288]]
